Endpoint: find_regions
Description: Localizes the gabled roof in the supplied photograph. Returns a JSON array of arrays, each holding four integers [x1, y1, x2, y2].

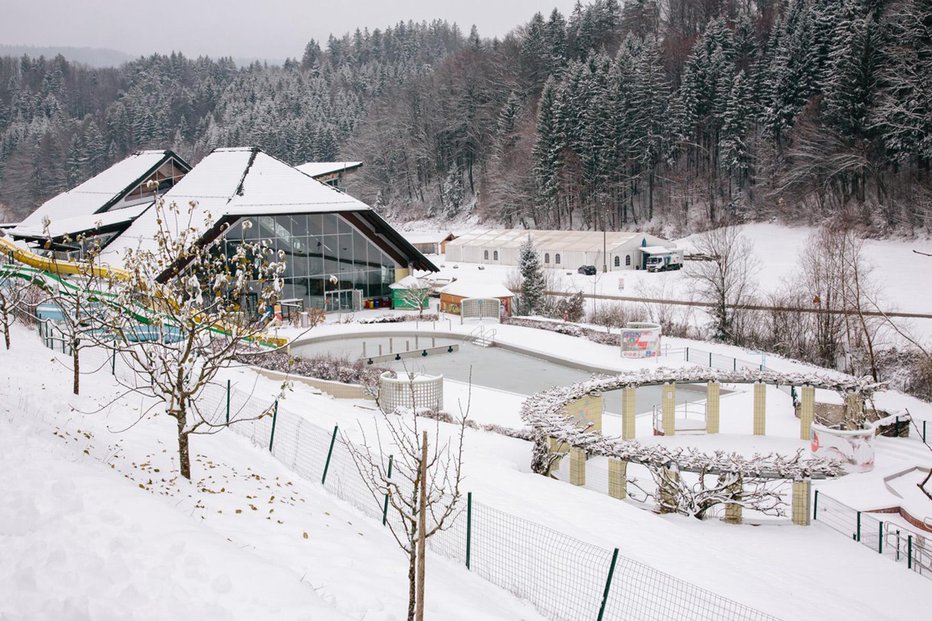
[[440, 281, 513, 299], [16, 150, 189, 232], [103, 147, 437, 273], [295, 161, 362, 178], [11, 203, 151, 240]]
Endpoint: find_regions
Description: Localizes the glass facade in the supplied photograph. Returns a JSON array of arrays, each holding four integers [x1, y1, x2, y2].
[[221, 213, 396, 311]]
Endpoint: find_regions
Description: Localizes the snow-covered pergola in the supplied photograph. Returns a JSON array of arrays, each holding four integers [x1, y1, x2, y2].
[[520, 367, 882, 480], [519, 367, 881, 522]]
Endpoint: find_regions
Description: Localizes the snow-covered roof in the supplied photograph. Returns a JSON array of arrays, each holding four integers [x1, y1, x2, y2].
[[12, 203, 152, 239], [104, 148, 371, 263], [641, 245, 676, 254], [18, 150, 177, 230], [388, 275, 428, 290], [295, 161, 362, 178], [445, 229, 658, 252], [440, 281, 513, 299]]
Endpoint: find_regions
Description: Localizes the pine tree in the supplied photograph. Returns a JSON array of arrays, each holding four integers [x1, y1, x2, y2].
[[518, 237, 546, 315], [532, 76, 563, 226]]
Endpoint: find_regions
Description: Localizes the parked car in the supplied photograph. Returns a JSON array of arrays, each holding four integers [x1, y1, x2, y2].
[[577, 265, 597, 275]]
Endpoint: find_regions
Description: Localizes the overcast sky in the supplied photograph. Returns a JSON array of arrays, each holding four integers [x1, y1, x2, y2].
[[1, 0, 582, 61]]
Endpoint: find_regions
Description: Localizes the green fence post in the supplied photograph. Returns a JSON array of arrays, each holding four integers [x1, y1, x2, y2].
[[321, 425, 339, 485], [382, 455, 394, 526], [923, 421, 927, 443], [878, 521, 884, 554], [111, 346, 116, 375], [709, 352, 713, 367], [466, 491, 473, 570], [268, 401, 278, 452], [856, 511, 861, 542], [813, 490, 819, 520], [225, 379, 230, 425], [908, 535, 913, 570], [597, 548, 620, 621]]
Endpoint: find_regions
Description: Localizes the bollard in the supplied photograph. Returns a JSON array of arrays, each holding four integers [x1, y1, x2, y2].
[[363, 342, 367, 357], [878, 521, 883, 554], [379, 344, 383, 356], [415, 335, 419, 349], [390, 338, 393, 353], [856, 511, 861, 542]]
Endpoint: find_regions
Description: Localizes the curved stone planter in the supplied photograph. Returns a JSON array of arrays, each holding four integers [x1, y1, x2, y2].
[[810, 422, 876, 473]]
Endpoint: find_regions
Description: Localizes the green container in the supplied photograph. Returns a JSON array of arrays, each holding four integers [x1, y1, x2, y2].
[[390, 288, 428, 310]]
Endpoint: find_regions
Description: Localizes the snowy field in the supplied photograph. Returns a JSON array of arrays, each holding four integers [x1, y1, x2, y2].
[[3, 305, 931, 619], [406, 223, 932, 340]]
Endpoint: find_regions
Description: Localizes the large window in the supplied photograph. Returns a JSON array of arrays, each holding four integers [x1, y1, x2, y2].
[[221, 213, 397, 310]]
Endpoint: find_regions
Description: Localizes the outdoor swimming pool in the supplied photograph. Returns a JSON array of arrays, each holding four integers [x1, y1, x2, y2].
[[292, 334, 707, 412]]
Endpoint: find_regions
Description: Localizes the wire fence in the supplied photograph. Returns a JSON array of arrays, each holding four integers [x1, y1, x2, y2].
[[195, 380, 780, 621], [814, 491, 931, 580], [684, 346, 764, 372]]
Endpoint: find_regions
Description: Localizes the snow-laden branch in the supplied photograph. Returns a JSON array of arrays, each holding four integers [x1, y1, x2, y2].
[[520, 368, 858, 480]]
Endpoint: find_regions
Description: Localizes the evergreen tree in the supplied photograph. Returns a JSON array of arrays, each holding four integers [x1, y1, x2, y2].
[[518, 237, 546, 315]]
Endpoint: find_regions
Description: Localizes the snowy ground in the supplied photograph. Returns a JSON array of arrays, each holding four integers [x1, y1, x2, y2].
[[0, 324, 543, 621], [3, 233, 931, 619]]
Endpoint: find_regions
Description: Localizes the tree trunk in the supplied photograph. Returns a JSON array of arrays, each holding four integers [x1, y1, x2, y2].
[[415, 430, 428, 621], [407, 542, 417, 621], [72, 340, 80, 395], [176, 414, 191, 480]]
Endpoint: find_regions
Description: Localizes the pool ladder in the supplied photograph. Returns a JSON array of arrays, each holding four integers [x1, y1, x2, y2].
[[470, 325, 496, 347]]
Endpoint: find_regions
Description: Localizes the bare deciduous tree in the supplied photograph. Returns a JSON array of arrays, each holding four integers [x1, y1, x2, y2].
[[90, 198, 287, 480], [0, 245, 35, 350], [393, 277, 432, 317], [346, 376, 467, 621], [686, 225, 759, 343]]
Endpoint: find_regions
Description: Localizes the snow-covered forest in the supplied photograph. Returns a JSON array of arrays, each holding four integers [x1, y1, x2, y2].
[[1, 0, 929, 233]]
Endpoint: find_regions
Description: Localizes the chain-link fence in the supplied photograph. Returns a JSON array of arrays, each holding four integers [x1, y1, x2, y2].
[[814, 491, 931, 580], [685, 346, 764, 372], [193, 379, 781, 620]]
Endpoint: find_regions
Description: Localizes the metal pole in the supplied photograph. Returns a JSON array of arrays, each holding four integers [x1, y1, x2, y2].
[[111, 346, 116, 375], [382, 455, 394, 526], [268, 401, 278, 452], [813, 490, 819, 520], [879, 521, 884, 554], [597, 548, 620, 621], [226, 379, 230, 425], [908, 535, 913, 570], [856, 511, 861, 542], [465, 492, 473, 569], [321, 425, 339, 485]]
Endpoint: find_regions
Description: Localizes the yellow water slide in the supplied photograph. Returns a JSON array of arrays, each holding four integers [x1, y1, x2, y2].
[[0, 236, 287, 347], [0, 236, 131, 280]]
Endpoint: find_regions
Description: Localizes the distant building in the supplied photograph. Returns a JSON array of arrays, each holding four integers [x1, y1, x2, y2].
[[295, 161, 362, 190], [401, 231, 457, 255], [443, 229, 671, 271], [11, 148, 435, 313], [439, 281, 513, 316]]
